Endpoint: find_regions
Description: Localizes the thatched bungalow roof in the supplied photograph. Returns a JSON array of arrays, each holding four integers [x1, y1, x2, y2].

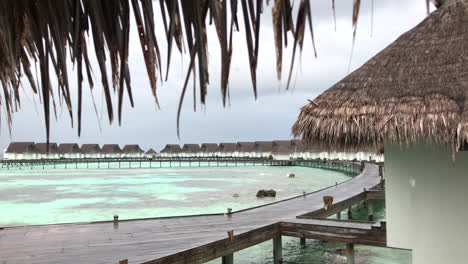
[[145, 149, 157, 155], [160, 144, 181, 153], [101, 144, 122, 154], [253, 141, 274, 153], [35, 143, 59, 154], [122, 144, 144, 154], [181, 144, 201, 153], [292, 0, 468, 152], [219, 143, 237, 152], [5, 142, 37, 154], [201, 143, 219, 153], [57, 143, 82, 154], [272, 141, 293, 154], [81, 144, 101, 154], [237, 142, 256, 152]]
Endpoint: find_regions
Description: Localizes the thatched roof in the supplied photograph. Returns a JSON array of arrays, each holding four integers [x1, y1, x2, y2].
[[201, 143, 219, 152], [5, 142, 36, 154], [122, 144, 144, 153], [292, 0, 468, 152], [181, 144, 201, 153], [219, 143, 237, 152], [81, 144, 101, 154], [254, 141, 274, 152], [57, 143, 82, 154], [101, 144, 122, 154], [272, 140, 293, 154], [160, 144, 181, 153], [35, 143, 59, 154], [237, 142, 256, 152], [145, 148, 157, 155]]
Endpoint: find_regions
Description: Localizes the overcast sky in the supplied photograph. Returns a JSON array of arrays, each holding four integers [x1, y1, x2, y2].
[[0, 0, 434, 156]]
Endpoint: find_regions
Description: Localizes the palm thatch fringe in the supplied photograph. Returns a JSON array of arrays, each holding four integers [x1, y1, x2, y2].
[[0, 0, 344, 142], [292, 0, 468, 152]]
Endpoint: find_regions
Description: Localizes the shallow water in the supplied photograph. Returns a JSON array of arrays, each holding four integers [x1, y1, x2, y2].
[[0, 165, 411, 263], [0, 165, 349, 226], [207, 200, 411, 264]]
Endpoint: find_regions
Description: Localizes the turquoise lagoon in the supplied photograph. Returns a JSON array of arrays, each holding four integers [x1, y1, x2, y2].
[[0, 164, 410, 263]]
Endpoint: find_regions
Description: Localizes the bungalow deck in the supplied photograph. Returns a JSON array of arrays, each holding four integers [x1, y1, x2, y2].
[[0, 164, 384, 264]]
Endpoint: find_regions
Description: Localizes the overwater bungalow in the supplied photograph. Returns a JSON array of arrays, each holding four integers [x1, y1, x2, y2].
[[159, 144, 181, 158], [272, 141, 293, 160], [35, 143, 60, 159], [293, 1, 467, 263], [81, 144, 102, 159], [236, 142, 256, 158], [200, 143, 219, 158], [3, 142, 37, 160], [180, 144, 201, 158], [253, 141, 274, 158], [145, 149, 157, 159], [57, 143, 82, 159], [218, 143, 237, 157], [121, 145, 145, 158], [101, 144, 122, 159]]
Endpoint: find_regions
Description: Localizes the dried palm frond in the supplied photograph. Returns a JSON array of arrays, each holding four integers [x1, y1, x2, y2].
[[0, 0, 434, 143]]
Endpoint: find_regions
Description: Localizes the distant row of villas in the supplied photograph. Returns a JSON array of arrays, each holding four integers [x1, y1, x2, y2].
[[159, 140, 384, 161], [3, 140, 384, 161], [3, 142, 156, 160]]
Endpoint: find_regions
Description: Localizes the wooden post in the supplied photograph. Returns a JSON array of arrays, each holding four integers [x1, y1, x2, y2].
[[300, 238, 306, 248], [346, 243, 355, 264], [379, 165, 384, 188], [368, 200, 374, 221], [347, 206, 353, 220], [222, 253, 234, 264], [273, 234, 282, 264], [337, 211, 341, 220]]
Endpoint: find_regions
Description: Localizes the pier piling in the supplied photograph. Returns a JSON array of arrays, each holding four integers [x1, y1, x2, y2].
[[368, 200, 374, 221], [273, 234, 283, 264], [347, 206, 353, 220], [222, 254, 233, 264], [300, 238, 306, 248], [346, 243, 355, 264]]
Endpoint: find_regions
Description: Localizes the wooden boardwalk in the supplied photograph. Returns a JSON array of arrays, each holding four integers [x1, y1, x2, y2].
[[0, 164, 382, 264]]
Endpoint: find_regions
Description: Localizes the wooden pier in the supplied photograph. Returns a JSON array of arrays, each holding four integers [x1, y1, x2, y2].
[[0, 157, 362, 175], [0, 163, 385, 264]]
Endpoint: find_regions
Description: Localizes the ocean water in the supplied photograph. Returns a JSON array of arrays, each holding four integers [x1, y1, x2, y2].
[[0, 165, 349, 226], [0, 164, 411, 263]]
